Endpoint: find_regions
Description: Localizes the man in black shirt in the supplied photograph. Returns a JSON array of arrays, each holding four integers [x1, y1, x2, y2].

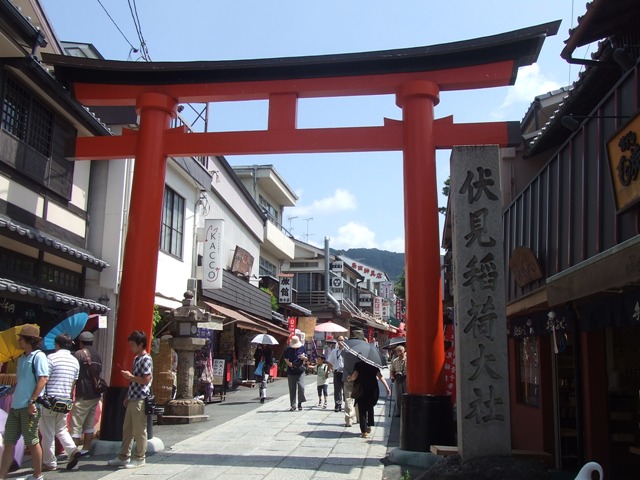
[[69, 332, 102, 456]]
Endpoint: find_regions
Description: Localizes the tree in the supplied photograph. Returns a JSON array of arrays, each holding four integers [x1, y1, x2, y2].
[[395, 269, 405, 299], [438, 177, 450, 215]]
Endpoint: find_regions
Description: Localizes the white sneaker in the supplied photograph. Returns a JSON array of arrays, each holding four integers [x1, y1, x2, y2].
[[23, 475, 44, 480], [125, 458, 146, 469], [107, 457, 130, 467]]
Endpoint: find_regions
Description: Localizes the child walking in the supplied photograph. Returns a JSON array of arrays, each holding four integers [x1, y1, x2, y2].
[[316, 355, 329, 409]]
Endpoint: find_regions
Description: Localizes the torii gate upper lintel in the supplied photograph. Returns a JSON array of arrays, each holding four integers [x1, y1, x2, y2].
[[43, 20, 559, 443]]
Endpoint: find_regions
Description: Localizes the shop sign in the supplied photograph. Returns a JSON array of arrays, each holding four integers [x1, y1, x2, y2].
[[607, 113, 640, 212], [508, 247, 543, 288], [359, 293, 372, 307], [279, 277, 292, 304], [373, 297, 382, 317], [203, 219, 224, 289], [330, 261, 343, 272], [230, 245, 254, 277], [380, 281, 394, 299]]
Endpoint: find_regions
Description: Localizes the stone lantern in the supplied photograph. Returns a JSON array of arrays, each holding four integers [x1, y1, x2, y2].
[[159, 291, 208, 424]]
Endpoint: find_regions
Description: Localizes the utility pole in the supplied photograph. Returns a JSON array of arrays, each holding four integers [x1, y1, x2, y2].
[[303, 217, 314, 243], [287, 215, 298, 234]]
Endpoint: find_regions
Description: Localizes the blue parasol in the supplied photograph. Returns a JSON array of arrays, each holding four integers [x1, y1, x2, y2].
[[43, 307, 89, 350]]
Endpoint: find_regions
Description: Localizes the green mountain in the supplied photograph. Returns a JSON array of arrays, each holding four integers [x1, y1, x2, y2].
[[334, 248, 405, 281]]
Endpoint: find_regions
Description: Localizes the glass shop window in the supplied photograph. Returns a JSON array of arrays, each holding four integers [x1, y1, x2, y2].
[[517, 336, 539, 407]]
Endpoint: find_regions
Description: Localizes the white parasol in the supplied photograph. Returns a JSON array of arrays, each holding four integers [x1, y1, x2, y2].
[[314, 321, 348, 333], [250, 333, 279, 345]]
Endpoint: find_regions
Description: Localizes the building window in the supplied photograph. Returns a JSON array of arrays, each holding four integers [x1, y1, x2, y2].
[[0, 248, 37, 282], [258, 194, 280, 224], [1, 75, 74, 199], [160, 186, 184, 258], [259, 257, 277, 277], [517, 336, 539, 407], [40, 263, 82, 295], [2, 76, 53, 159]]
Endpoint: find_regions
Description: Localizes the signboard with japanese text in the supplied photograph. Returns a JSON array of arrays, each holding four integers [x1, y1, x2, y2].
[[278, 277, 292, 304], [330, 261, 344, 272], [373, 296, 382, 318], [606, 113, 640, 212], [230, 245, 254, 277], [359, 293, 372, 307], [212, 358, 226, 386], [340, 255, 389, 282], [451, 146, 511, 461], [380, 281, 394, 299], [203, 219, 224, 289]]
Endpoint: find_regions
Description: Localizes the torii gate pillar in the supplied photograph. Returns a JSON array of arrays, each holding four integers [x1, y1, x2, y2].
[[396, 81, 453, 450], [101, 93, 177, 441]]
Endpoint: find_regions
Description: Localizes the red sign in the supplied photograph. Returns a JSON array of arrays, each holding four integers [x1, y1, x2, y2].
[[288, 316, 297, 340], [443, 324, 456, 404]]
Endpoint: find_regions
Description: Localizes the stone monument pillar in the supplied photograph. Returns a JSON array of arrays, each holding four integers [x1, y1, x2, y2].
[[451, 145, 511, 461], [158, 291, 208, 424]]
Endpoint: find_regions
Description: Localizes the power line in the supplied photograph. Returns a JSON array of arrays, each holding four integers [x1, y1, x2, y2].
[[95, 0, 138, 54], [127, 0, 151, 61]]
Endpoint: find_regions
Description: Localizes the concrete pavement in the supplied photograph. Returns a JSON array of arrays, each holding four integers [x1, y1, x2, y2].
[[10, 373, 422, 480]]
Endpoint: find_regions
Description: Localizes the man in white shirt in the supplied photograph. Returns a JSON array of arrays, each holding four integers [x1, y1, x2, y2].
[[39, 333, 81, 472], [327, 336, 346, 412]]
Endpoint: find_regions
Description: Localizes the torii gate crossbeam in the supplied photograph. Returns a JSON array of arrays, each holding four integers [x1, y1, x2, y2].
[[42, 19, 559, 449]]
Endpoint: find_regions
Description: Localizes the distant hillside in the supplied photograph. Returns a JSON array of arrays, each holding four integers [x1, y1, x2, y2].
[[334, 248, 405, 281]]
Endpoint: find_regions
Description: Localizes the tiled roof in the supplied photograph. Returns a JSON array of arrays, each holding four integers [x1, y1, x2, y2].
[[0, 277, 109, 313], [0, 214, 109, 270]]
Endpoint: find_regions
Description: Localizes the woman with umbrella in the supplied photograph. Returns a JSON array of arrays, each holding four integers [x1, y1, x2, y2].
[[250, 334, 277, 404], [343, 340, 391, 438]]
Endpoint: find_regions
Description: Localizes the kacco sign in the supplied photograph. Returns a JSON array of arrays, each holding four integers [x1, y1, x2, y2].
[[607, 113, 640, 212], [203, 219, 225, 289]]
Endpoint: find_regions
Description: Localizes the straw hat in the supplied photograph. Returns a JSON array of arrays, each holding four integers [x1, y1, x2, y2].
[[289, 335, 303, 348], [18, 324, 41, 340]]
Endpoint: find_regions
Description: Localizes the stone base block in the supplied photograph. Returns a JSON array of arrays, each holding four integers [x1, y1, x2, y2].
[[415, 455, 548, 480], [157, 414, 209, 425]]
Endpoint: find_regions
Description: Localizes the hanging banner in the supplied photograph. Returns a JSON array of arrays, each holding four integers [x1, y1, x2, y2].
[[203, 219, 224, 289]]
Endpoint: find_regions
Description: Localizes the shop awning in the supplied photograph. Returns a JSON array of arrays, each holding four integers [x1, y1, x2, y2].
[[546, 235, 640, 306], [0, 214, 109, 270], [281, 303, 312, 317], [239, 310, 291, 337], [0, 277, 109, 313], [203, 301, 264, 333], [154, 294, 182, 310]]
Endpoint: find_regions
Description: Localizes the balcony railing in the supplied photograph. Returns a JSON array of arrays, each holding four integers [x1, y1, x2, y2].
[[296, 291, 329, 306]]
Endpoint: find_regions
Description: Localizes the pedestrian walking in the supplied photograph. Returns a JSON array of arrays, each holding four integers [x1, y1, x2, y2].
[[327, 336, 346, 412], [0, 324, 48, 480], [342, 373, 358, 427], [349, 361, 390, 438], [107, 330, 153, 469], [281, 335, 307, 411], [390, 345, 407, 417], [256, 345, 273, 404], [70, 331, 103, 455], [314, 355, 329, 408], [39, 333, 81, 472]]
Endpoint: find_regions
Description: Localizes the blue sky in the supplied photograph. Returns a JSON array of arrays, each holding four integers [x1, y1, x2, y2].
[[41, 0, 590, 253]]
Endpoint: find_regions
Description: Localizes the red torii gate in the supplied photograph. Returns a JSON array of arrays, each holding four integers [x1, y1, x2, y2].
[[44, 20, 558, 447]]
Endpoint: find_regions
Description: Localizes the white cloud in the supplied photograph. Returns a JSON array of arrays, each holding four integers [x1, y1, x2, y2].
[[381, 237, 405, 253], [490, 64, 561, 120], [333, 222, 377, 249], [289, 188, 357, 217]]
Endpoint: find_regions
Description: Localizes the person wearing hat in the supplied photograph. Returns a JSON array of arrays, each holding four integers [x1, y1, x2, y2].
[[281, 335, 307, 411], [70, 331, 103, 456], [0, 324, 49, 480]]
